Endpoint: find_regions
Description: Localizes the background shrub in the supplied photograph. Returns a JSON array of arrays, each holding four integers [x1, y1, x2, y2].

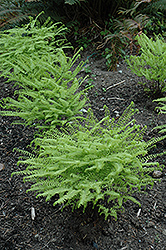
[[154, 97, 166, 133]]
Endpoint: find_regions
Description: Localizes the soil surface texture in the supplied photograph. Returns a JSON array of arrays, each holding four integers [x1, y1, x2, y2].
[[0, 51, 166, 250]]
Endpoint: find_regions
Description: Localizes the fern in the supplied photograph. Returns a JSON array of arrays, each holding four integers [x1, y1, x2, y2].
[[12, 102, 166, 220], [0, 13, 88, 129], [153, 97, 166, 133], [142, 0, 166, 15], [26, 0, 81, 4], [126, 33, 166, 95], [0, 49, 88, 129], [0, 12, 70, 77], [0, 0, 35, 30]]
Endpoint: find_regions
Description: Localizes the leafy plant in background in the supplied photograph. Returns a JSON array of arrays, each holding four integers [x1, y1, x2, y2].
[[25, 0, 81, 4], [126, 33, 166, 96], [0, 0, 39, 30], [115, 14, 149, 54], [142, 0, 166, 34], [100, 33, 127, 71], [116, 0, 151, 54], [144, 15, 166, 35], [98, 1, 150, 71], [12, 102, 166, 220], [0, 0, 77, 30], [118, 0, 166, 37], [102, 0, 165, 69], [142, 0, 166, 13], [98, 16, 127, 71]]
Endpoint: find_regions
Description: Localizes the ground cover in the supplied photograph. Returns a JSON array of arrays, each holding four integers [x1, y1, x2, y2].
[[0, 51, 166, 250]]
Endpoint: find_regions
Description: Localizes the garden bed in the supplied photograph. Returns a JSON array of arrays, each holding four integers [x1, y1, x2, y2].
[[0, 51, 166, 250]]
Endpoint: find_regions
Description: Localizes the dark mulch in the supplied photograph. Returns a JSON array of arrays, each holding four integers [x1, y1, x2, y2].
[[0, 52, 166, 250]]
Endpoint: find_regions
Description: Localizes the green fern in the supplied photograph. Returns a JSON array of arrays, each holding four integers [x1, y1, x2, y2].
[[142, 0, 166, 14], [126, 33, 166, 95], [0, 12, 70, 77], [0, 49, 88, 129], [0, 13, 88, 128], [153, 97, 166, 133], [12, 102, 166, 220]]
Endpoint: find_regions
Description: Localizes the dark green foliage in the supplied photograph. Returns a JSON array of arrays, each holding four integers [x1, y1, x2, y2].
[[98, 1, 150, 71], [101, 33, 127, 71], [12, 103, 165, 220], [118, 0, 166, 36], [100, 0, 165, 72], [0, 0, 78, 30], [142, 0, 166, 15], [0, 0, 38, 30]]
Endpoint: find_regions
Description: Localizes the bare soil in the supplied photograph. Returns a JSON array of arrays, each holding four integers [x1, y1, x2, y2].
[[0, 51, 166, 250]]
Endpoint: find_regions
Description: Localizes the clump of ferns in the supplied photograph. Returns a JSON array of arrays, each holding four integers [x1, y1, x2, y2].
[[12, 102, 166, 220], [153, 97, 166, 134]]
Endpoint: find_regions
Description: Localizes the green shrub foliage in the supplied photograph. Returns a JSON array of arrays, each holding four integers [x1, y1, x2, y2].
[[126, 33, 166, 95], [154, 97, 166, 133], [12, 103, 165, 220], [0, 13, 88, 129], [0, 50, 88, 129], [0, 12, 70, 76]]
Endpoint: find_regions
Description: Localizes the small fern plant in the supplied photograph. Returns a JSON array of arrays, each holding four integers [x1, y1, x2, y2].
[[0, 49, 88, 129], [153, 97, 166, 133], [12, 102, 166, 220], [126, 33, 166, 95]]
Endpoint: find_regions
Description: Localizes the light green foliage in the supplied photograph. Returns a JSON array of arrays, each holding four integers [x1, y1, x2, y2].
[[0, 13, 88, 129], [0, 11, 70, 76], [154, 97, 166, 133], [126, 33, 166, 94], [0, 50, 88, 129], [12, 103, 165, 220]]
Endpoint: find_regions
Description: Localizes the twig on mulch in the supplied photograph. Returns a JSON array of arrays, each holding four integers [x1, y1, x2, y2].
[[106, 80, 126, 90]]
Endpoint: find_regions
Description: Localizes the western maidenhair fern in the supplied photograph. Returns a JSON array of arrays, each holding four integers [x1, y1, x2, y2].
[[126, 33, 166, 95], [153, 97, 166, 133], [0, 49, 88, 129], [12, 102, 166, 220], [0, 11, 70, 77]]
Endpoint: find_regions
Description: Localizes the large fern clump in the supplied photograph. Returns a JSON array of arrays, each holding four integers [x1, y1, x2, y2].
[[0, 13, 88, 129], [12, 103, 166, 220], [0, 11, 70, 76], [0, 50, 88, 129]]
